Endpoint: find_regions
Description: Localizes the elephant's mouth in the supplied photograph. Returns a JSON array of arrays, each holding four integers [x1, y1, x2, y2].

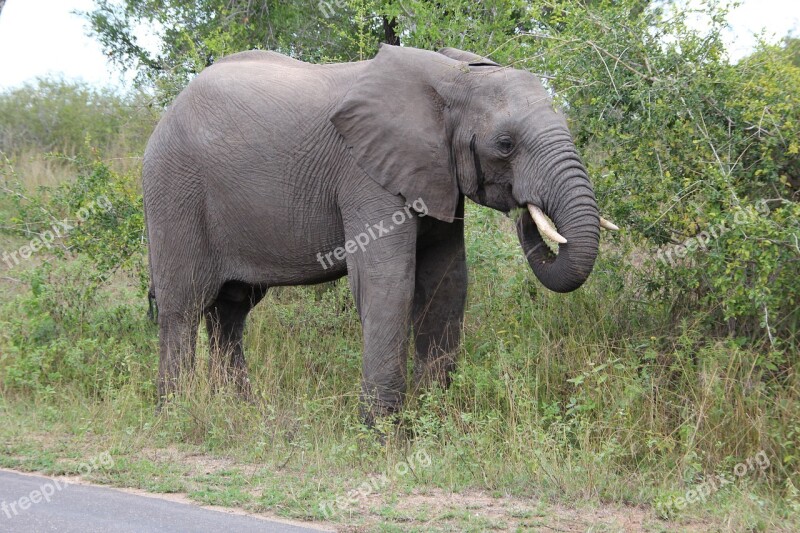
[[524, 203, 618, 246], [526, 204, 567, 244]]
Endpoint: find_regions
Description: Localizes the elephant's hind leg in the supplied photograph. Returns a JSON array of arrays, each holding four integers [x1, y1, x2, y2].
[[157, 306, 201, 403], [204, 281, 266, 401], [412, 199, 467, 391]]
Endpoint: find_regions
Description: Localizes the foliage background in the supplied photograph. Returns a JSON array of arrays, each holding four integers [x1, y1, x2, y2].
[[83, 0, 800, 345]]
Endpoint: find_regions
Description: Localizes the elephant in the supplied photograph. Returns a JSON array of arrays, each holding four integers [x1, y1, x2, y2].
[[143, 44, 617, 424]]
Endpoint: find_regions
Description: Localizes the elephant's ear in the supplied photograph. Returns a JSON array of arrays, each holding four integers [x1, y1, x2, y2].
[[437, 47, 499, 67], [331, 44, 466, 222]]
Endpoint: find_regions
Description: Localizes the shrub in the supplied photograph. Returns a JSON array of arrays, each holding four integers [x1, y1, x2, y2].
[[0, 257, 156, 397], [0, 77, 156, 159], [509, 1, 800, 347], [1, 158, 147, 290]]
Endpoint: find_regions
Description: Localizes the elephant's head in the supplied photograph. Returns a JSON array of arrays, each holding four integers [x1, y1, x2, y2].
[[332, 45, 617, 293]]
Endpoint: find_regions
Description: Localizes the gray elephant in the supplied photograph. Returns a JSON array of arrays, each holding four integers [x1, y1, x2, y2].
[[143, 44, 617, 423]]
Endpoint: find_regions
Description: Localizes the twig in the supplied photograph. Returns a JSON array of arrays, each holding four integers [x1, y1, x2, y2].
[[0, 184, 62, 227], [585, 40, 661, 83], [587, 41, 620, 98], [763, 305, 774, 347]]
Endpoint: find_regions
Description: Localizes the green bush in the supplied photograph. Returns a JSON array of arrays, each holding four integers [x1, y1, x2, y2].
[[84, 0, 800, 344], [0, 158, 153, 397], [0, 257, 156, 397], [1, 158, 147, 290], [499, 1, 800, 347]]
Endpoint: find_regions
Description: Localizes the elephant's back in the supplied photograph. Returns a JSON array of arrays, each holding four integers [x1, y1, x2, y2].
[[157, 54, 362, 152], [213, 50, 307, 67], [144, 53, 363, 178], [142, 52, 364, 278]]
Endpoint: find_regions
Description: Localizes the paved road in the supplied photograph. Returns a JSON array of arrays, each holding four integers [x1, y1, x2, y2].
[[0, 470, 328, 533]]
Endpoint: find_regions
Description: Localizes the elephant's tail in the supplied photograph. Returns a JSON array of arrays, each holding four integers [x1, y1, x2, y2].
[[143, 193, 158, 324], [147, 284, 158, 323]]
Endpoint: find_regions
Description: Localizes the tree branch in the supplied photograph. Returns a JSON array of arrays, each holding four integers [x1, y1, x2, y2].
[[383, 16, 400, 46]]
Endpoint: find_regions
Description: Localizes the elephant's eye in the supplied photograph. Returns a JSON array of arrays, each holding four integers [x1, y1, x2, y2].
[[496, 137, 514, 155]]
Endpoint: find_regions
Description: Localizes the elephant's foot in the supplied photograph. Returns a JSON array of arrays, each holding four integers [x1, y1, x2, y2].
[[156, 375, 182, 409], [208, 363, 255, 403], [232, 371, 256, 404], [154, 387, 180, 417], [359, 394, 405, 444], [363, 414, 415, 446], [413, 353, 456, 394]]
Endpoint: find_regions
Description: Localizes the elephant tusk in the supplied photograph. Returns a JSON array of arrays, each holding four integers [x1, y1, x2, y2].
[[528, 204, 567, 244], [599, 217, 619, 231]]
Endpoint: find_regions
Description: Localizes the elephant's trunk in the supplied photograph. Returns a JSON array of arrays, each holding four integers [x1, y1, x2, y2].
[[517, 143, 600, 293]]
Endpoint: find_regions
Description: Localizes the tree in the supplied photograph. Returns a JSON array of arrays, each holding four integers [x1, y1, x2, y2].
[[84, 0, 799, 345], [85, 0, 393, 99], [85, 0, 534, 98], [0, 77, 155, 156], [782, 36, 800, 68], [519, 0, 799, 343]]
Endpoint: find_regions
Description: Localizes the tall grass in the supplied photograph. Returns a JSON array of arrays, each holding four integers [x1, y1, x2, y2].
[[1, 198, 797, 527]]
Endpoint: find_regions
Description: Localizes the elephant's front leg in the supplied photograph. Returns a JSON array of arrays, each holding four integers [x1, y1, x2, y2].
[[412, 198, 467, 391], [340, 198, 418, 427]]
